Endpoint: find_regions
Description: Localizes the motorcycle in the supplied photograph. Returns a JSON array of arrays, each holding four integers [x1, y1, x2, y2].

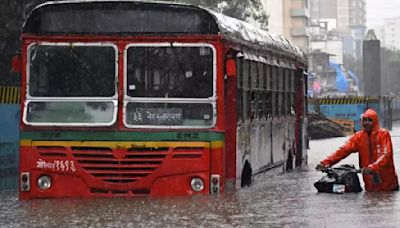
[[314, 164, 381, 193]]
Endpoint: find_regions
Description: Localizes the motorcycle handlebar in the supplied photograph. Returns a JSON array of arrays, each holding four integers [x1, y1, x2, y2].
[[316, 166, 361, 173], [316, 165, 381, 184]]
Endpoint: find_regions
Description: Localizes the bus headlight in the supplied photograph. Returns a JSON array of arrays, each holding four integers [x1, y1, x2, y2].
[[190, 177, 204, 192], [37, 175, 52, 190]]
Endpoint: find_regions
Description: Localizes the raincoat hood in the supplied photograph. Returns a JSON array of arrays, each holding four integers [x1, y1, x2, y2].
[[362, 109, 379, 131]]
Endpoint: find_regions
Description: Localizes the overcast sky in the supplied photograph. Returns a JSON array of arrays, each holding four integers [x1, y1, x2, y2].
[[366, 0, 400, 28]]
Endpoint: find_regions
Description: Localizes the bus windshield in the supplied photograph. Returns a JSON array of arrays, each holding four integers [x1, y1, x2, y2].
[[28, 44, 116, 97], [25, 43, 117, 125], [126, 45, 213, 98], [124, 44, 216, 128]]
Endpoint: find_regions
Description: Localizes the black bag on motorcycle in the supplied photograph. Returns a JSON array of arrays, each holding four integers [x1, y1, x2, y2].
[[314, 165, 362, 193]]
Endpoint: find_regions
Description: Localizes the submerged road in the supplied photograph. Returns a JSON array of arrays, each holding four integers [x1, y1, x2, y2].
[[2, 122, 400, 227]]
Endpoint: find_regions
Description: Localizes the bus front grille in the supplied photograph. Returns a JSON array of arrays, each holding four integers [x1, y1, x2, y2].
[[33, 143, 207, 184], [72, 146, 168, 183]]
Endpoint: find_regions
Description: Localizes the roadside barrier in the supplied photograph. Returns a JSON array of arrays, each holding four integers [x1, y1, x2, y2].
[[0, 86, 20, 190], [0, 86, 20, 104], [311, 96, 380, 105], [309, 96, 390, 132]]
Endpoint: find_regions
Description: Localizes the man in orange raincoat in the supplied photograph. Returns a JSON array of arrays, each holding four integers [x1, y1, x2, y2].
[[316, 109, 399, 191]]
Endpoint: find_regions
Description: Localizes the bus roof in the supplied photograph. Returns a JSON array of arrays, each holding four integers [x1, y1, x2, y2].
[[207, 10, 307, 62], [23, 0, 306, 62]]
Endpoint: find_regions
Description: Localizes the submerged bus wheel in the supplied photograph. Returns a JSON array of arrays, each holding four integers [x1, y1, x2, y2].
[[240, 160, 253, 187]]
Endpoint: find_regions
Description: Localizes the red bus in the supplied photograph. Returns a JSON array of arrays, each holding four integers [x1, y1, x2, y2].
[[15, 0, 308, 199]]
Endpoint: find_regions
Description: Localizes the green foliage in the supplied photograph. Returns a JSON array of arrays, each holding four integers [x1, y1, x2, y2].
[[0, 1, 26, 86]]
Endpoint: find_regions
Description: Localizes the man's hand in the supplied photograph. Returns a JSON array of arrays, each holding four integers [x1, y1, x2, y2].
[[362, 167, 373, 175], [315, 163, 327, 171]]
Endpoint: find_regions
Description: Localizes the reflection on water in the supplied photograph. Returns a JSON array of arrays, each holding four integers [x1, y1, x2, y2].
[[2, 133, 400, 227]]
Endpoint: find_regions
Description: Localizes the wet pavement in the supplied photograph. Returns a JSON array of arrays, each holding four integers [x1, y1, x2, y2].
[[2, 123, 400, 227]]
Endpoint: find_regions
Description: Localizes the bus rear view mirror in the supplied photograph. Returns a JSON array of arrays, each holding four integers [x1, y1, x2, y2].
[[12, 54, 21, 74], [226, 59, 236, 77]]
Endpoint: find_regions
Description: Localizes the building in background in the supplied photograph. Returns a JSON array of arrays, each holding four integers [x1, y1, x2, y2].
[[348, 0, 367, 59], [310, 0, 366, 59], [260, 0, 310, 52], [373, 17, 400, 50], [310, 39, 343, 64], [307, 50, 336, 97], [363, 30, 381, 96], [306, 0, 365, 96], [261, 0, 365, 96]]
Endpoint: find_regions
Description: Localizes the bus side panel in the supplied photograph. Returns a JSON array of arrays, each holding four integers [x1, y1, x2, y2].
[[258, 119, 272, 168], [249, 121, 261, 172], [236, 123, 249, 188], [263, 119, 273, 165], [249, 119, 274, 174], [301, 117, 308, 165], [295, 69, 307, 167], [271, 119, 285, 164], [224, 67, 237, 190], [287, 116, 297, 168]]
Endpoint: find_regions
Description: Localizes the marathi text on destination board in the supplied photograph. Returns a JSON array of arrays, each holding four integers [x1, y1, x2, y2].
[[131, 107, 183, 125]]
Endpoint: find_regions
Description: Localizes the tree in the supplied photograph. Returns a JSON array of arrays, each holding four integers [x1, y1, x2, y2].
[[0, 0, 46, 86], [0, 1, 23, 86]]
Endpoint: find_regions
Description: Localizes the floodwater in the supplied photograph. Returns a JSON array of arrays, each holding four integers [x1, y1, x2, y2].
[[2, 123, 400, 227]]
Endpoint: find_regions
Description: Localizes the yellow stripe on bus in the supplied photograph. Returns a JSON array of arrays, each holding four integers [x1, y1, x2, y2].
[[20, 140, 224, 149], [210, 141, 224, 149]]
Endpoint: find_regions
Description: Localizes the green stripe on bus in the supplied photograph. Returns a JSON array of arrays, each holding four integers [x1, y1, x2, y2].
[[21, 131, 225, 141]]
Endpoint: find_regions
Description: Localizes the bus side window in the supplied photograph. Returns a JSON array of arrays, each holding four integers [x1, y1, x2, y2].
[[303, 70, 308, 113], [250, 61, 258, 121], [290, 69, 296, 115], [278, 67, 284, 118], [272, 66, 278, 119], [258, 62, 266, 120], [284, 68, 290, 116], [237, 57, 243, 123], [242, 60, 250, 122], [265, 64, 272, 119]]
